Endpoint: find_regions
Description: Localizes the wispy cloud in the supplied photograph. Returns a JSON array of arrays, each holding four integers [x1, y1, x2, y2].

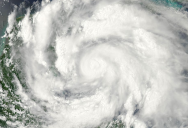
[[5, 0, 188, 127]]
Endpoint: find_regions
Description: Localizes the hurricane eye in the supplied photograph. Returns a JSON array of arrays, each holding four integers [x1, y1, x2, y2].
[[1, 0, 188, 128]]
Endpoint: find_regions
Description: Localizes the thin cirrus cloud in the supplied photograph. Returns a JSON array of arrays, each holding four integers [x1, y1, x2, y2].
[[4, 0, 188, 128]]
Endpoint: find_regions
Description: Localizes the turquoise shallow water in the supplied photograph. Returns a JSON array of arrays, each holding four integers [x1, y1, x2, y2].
[[0, 0, 184, 57], [0, 0, 188, 128], [151, 0, 183, 8]]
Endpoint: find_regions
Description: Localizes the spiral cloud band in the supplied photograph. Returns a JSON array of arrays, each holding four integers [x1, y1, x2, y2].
[[4, 0, 188, 127]]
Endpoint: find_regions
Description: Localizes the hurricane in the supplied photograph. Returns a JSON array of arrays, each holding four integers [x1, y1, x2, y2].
[[1, 0, 188, 128]]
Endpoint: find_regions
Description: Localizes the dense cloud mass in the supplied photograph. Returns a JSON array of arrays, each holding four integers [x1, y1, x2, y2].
[[3, 0, 188, 127]]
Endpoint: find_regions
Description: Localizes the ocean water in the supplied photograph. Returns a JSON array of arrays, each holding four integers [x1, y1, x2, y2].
[[151, 0, 183, 8], [0, 0, 42, 56], [0, 26, 6, 56], [1, 0, 188, 128], [0, 0, 184, 56]]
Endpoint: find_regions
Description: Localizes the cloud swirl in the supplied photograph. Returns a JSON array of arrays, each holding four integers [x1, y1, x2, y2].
[[5, 0, 188, 127]]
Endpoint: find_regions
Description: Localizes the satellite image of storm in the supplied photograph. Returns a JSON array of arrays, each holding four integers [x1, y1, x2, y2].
[[0, 0, 188, 128]]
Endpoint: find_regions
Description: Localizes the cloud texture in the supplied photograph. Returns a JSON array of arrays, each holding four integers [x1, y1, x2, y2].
[[5, 0, 188, 127]]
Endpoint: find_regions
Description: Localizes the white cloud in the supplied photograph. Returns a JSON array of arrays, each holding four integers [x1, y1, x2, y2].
[[7, 8, 17, 34], [6, 0, 188, 128]]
